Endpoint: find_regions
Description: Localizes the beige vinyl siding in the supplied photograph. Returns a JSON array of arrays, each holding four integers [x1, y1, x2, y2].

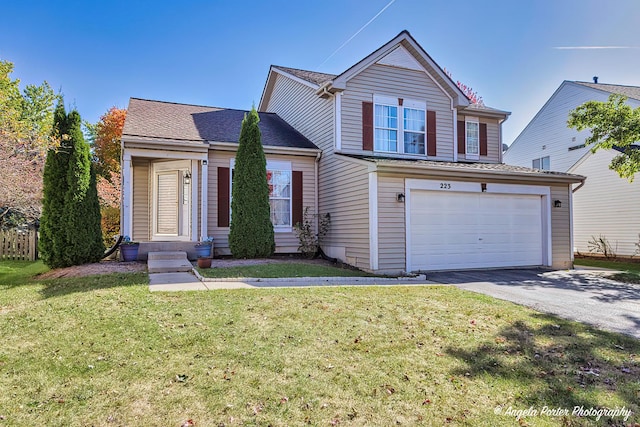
[[377, 175, 405, 272], [572, 149, 640, 256], [458, 116, 501, 163], [319, 156, 370, 270], [207, 149, 317, 255], [264, 73, 334, 152], [551, 185, 572, 269], [263, 72, 372, 270], [132, 159, 150, 241], [341, 64, 454, 161]]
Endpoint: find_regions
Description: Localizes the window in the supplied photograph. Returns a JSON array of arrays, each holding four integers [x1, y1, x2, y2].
[[373, 95, 426, 155], [267, 169, 291, 227], [230, 159, 292, 231], [532, 156, 550, 170], [466, 118, 479, 158]]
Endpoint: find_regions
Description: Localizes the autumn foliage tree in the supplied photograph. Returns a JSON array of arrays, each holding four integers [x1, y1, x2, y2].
[[87, 106, 126, 247], [0, 59, 58, 228], [444, 68, 484, 106]]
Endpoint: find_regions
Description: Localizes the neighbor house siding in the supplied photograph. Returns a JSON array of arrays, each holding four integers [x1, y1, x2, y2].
[[377, 175, 406, 272], [207, 149, 317, 255], [341, 64, 454, 161], [132, 159, 150, 241], [504, 82, 620, 172], [572, 149, 640, 256], [551, 185, 572, 269]]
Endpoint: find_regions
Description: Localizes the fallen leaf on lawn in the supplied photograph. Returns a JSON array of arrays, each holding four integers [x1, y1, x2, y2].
[[280, 396, 289, 404], [422, 399, 431, 405], [180, 419, 195, 427]]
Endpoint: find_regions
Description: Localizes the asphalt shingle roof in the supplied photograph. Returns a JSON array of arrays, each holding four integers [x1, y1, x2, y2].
[[574, 81, 640, 101], [122, 98, 318, 149], [273, 66, 337, 86]]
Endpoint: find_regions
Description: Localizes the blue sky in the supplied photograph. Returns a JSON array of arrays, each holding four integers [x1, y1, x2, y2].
[[2, 0, 639, 145]]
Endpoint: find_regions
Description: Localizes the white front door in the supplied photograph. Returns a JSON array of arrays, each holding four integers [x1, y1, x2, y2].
[[152, 161, 191, 241]]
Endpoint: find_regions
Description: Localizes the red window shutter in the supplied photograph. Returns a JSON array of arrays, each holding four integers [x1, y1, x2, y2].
[[457, 121, 465, 154], [362, 101, 374, 151], [217, 167, 230, 227], [480, 123, 488, 156], [426, 110, 437, 156], [292, 171, 303, 226]]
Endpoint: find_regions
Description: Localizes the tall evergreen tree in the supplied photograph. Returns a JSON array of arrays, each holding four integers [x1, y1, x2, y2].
[[61, 110, 105, 265], [228, 108, 274, 258], [39, 102, 71, 267]]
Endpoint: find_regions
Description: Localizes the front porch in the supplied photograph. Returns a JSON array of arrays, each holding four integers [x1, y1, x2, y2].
[[121, 141, 210, 260]]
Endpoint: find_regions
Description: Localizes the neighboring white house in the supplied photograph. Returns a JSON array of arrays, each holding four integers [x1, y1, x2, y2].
[[504, 80, 640, 256]]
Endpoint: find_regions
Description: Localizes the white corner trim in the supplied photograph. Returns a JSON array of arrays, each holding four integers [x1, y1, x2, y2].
[[191, 160, 199, 242], [335, 92, 342, 150], [200, 159, 209, 241], [122, 157, 132, 238], [545, 195, 553, 266], [404, 179, 412, 272], [453, 109, 458, 163], [369, 172, 379, 271]]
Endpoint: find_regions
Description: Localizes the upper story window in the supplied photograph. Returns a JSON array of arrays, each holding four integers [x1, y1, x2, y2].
[[373, 95, 426, 155], [532, 156, 550, 170], [465, 117, 480, 159]]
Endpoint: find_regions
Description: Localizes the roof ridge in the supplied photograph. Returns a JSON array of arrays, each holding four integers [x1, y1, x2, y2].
[[574, 81, 640, 89], [272, 65, 337, 76], [129, 97, 278, 114]]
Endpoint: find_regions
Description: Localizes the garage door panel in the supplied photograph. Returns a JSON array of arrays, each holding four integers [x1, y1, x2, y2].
[[409, 190, 544, 271]]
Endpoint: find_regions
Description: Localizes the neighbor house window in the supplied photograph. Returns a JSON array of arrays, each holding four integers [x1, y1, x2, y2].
[[230, 159, 292, 231], [466, 117, 480, 158], [374, 95, 426, 155], [532, 156, 550, 170]]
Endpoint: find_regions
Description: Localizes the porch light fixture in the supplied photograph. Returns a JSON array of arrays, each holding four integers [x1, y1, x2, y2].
[[554, 200, 562, 208], [184, 171, 191, 185], [396, 193, 405, 203], [481, 183, 487, 192]]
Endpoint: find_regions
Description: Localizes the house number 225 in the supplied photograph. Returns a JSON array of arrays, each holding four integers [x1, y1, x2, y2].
[[440, 183, 451, 189]]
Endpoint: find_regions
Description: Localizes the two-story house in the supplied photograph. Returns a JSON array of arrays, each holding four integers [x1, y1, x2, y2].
[[121, 31, 583, 273], [504, 80, 640, 256]]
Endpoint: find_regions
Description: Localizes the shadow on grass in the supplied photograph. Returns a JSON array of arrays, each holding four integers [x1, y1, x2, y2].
[[36, 272, 148, 299], [446, 312, 640, 419], [428, 268, 640, 304]]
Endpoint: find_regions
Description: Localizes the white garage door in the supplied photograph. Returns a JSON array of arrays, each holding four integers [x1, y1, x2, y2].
[[409, 190, 543, 271]]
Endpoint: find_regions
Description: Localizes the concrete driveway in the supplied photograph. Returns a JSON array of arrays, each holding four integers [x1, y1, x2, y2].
[[426, 268, 640, 339]]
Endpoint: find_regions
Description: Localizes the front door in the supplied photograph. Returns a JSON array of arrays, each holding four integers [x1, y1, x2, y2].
[[152, 161, 191, 240]]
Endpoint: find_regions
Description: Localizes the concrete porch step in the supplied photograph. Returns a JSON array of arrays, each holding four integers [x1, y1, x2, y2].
[[148, 251, 192, 273]]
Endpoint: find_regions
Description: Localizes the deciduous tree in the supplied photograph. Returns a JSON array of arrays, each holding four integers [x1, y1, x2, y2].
[[228, 108, 274, 258], [568, 94, 640, 181], [88, 106, 126, 178]]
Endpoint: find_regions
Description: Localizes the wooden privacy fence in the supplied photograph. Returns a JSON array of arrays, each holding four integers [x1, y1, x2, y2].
[[0, 229, 38, 261]]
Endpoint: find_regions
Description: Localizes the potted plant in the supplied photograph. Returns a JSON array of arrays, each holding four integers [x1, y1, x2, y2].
[[120, 236, 140, 262], [195, 236, 214, 258], [197, 257, 212, 268]]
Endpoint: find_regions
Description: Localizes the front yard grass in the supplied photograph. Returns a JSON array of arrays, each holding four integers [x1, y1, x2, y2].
[[1, 261, 639, 426], [196, 261, 378, 278], [575, 257, 640, 283]]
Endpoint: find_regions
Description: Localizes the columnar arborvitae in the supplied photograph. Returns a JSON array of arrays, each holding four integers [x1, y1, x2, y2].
[[61, 110, 105, 265], [39, 104, 104, 267], [39, 102, 71, 267], [228, 107, 275, 258]]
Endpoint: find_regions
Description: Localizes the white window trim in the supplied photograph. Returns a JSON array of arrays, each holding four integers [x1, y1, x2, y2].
[[532, 156, 550, 170], [229, 158, 293, 232], [373, 95, 427, 156], [465, 116, 480, 160]]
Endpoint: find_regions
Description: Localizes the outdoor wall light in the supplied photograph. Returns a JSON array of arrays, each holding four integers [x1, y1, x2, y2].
[[396, 193, 405, 203], [184, 171, 191, 185], [481, 183, 487, 192], [554, 200, 562, 208]]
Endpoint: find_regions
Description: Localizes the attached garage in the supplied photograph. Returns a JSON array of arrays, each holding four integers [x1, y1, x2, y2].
[[405, 179, 551, 272]]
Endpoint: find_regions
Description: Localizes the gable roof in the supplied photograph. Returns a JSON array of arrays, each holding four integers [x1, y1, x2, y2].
[[261, 30, 480, 110], [122, 98, 318, 150], [574, 81, 640, 101]]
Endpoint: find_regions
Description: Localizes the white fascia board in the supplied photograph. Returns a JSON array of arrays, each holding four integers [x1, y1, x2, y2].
[[271, 67, 320, 90], [125, 147, 208, 160]]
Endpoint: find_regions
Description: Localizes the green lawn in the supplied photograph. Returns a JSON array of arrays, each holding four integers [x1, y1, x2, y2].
[[1, 261, 639, 426], [575, 257, 640, 283], [196, 261, 378, 278]]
